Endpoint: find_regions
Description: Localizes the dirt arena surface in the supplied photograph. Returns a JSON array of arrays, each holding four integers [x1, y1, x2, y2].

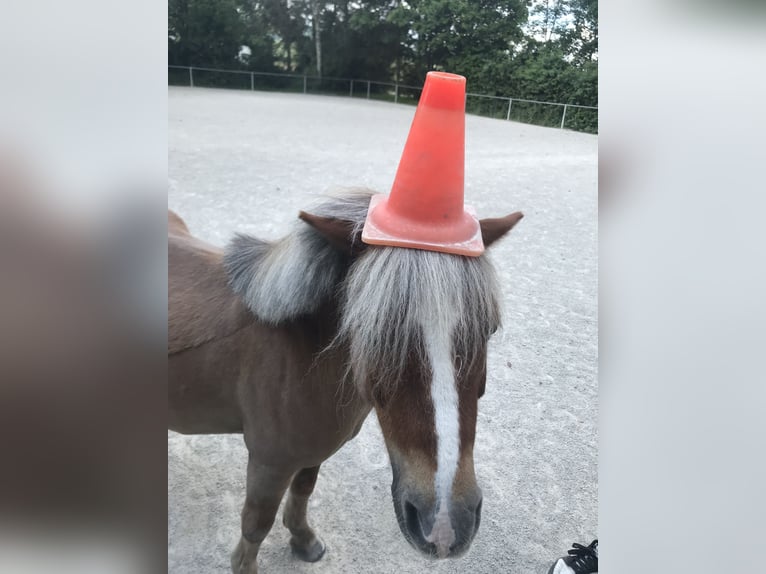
[[168, 86, 597, 574]]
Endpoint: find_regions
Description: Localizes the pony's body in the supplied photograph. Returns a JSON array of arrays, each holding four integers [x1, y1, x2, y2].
[[168, 191, 522, 573], [168, 211, 370, 459]]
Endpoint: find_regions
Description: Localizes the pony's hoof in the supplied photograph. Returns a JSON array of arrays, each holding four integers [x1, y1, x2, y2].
[[231, 538, 258, 574], [290, 536, 326, 563]]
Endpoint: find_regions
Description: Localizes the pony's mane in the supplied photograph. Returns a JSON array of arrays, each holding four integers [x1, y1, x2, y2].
[[224, 189, 501, 393], [223, 190, 371, 324]]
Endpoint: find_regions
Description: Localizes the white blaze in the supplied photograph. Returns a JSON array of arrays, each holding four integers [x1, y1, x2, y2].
[[422, 317, 459, 557]]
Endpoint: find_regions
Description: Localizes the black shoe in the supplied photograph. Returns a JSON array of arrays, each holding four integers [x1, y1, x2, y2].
[[546, 539, 598, 574]]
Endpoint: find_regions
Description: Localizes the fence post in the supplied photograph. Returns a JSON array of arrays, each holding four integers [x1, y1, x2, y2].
[[506, 98, 513, 121], [349, 80, 353, 97], [303, 75, 307, 94], [250, 72, 254, 91], [189, 67, 194, 88], [560, 104, 568, 129], [394, 83, 399, 104], [367, 81, 370, 99]]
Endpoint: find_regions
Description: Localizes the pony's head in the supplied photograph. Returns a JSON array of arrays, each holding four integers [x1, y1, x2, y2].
[[299, 191, 523, 558]]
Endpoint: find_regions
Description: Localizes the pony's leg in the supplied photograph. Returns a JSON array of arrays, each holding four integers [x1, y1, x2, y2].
[[282, 465, 326, 562], [231, 458, 293, 574]]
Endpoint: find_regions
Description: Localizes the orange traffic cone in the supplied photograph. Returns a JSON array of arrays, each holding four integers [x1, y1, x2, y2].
[[361, 71, 484, 256]]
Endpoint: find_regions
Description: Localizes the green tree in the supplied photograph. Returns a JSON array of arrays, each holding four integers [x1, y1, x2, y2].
[[238, 1, 278, 71], [259, 0, 304, 71], [525, 0, 597, 65], [168, 0, 246, 68], [402, 0, 527, 88]]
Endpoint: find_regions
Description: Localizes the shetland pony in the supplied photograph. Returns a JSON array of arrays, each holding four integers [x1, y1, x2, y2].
[[168, 190, 522, 572]]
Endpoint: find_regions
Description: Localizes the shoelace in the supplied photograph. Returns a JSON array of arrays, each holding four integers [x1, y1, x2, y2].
[[567, 539, 598, 571]]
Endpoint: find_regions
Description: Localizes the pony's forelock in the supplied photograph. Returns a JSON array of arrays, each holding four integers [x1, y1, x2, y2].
[[337, 246, 500, 397]]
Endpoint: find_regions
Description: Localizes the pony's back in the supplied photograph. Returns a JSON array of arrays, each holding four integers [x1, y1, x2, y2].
[[168, 211, 253, 355]]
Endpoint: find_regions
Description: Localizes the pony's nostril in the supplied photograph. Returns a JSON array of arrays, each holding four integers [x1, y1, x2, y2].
[[404, 500, 422, 538]]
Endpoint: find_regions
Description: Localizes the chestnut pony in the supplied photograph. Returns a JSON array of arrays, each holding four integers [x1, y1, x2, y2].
[[168, 190, 522, 573]]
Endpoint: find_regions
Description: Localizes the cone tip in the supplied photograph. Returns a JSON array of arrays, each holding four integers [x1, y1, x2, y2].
[[426, 71, 466, 83], [421, 72, 466, 111]]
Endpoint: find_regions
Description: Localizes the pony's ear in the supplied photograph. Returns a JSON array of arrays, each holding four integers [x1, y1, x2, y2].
[[479, 212, 524, 248], [298, 211, 361, 256]]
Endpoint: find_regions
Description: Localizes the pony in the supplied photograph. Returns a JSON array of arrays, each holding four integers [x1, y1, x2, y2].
[[168, 190, 523, 573]]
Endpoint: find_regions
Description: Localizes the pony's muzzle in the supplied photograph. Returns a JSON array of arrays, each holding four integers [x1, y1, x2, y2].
[[399, 493, 483, 559]]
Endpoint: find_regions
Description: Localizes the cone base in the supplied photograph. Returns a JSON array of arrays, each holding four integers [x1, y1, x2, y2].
[[361, 194, 485, 257]]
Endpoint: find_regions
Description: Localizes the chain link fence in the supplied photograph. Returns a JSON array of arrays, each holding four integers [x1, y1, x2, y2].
[[169, 65, 597, 134]]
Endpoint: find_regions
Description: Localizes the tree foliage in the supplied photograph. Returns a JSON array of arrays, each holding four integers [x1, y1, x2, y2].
[[168, 0, 597, 130]]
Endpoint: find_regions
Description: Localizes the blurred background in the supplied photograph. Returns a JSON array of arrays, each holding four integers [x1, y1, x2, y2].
[[1, 2, 167, 573]]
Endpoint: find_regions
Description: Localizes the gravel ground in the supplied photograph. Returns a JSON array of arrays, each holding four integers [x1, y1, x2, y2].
[[168, 86, 598, 574]]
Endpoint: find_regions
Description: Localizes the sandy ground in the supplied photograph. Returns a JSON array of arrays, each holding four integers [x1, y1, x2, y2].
[[168, 86, 598, 574]]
